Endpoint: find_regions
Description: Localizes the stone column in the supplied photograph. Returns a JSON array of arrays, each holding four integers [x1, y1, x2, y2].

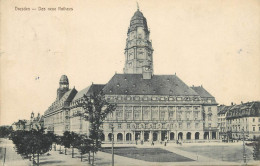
[[149, 131, 152, 142], [183, 132, 186, 140], [158, 131, 161, 141], [123, 105, 125, 120], [132, 107, 134, 120], [191, 132, 195, 140], [141, 131, 144, 141]]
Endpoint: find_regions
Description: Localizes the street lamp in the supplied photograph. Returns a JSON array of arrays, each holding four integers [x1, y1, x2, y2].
[[242, 129, 246, 164], [111, 124, 114, 166]]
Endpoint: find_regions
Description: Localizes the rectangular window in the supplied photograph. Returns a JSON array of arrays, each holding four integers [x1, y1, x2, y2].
[[253, 118, 255, 122], [143, 107, 150, 120], [177, 111, 182, 120], [160, 110, 166, 120], [151, 107, 159, 120], [179, 123, 182, 129], [169, 111, 174, 118], [187, 123, 190, 128], [195, 123, 199, 129], [133, 106, 141, 120], [118, 124, 121, 129], [127, 124, 130, 129], [186, 112, 191, 120], [125, 106, 132, 120], [253, 127, 255, 131]]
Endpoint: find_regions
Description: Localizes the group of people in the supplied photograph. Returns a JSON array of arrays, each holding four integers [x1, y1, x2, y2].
[[135, 138, 183, 146]]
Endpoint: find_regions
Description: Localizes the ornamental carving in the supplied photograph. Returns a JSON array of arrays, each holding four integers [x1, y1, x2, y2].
[[156, 123, 162, 129], [140, 123, 145, 129], [130, 123, 136, 129]]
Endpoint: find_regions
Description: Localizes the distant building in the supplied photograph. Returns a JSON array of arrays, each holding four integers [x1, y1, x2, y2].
[[218, 101, 260, 140], [12, 112, 44, 131], [43, 75, 77, 135], [12, 120, 27, 131]]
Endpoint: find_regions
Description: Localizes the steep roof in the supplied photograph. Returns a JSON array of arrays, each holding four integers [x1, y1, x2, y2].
[[218, 105, 232, 115], [103, 74, 199, 96], [73, 84, 105, 101], [191, 86, 214, 98], [45, 88, 77, 115]]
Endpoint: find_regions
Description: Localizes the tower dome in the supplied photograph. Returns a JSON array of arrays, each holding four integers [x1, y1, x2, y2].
[[57, 75, 69, 100], [60, 75, 69, 84], [128, 10, 149, 34]]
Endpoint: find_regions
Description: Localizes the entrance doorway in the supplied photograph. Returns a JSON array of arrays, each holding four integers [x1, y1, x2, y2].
[[135, 132, 140, 141], [204, 132, 209, 139], [161, 131, 167, 141], [195, 132, 200, 140], [178, 132, 183, 140], [186, 132, 191, 140], [153, 132, 158, 141], [170, 132, 175, 140], [144, 132, 149, 141], [212, 132, 216, 139]]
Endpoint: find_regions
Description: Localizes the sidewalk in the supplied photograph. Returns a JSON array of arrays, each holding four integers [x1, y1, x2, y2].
[[0, 138, 32, 166]]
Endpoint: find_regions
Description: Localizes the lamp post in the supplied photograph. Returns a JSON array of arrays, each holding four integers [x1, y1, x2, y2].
[[111, 124, 114, 166], [242, 129, 246, 165]]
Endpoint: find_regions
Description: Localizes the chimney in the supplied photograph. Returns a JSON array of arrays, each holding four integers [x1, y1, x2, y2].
[[231, 102, 233, 106]]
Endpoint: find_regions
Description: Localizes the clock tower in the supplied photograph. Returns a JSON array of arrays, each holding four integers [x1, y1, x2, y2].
[[123, 7, 154, 78]]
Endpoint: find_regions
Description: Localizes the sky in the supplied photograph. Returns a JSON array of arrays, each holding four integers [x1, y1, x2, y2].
[[1, 0, 260, 125]]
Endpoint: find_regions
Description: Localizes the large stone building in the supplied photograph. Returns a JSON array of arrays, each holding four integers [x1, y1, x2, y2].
[[44, 75, 77, 135], [218, 101, 260, 140], [44, 8, 219, 143]]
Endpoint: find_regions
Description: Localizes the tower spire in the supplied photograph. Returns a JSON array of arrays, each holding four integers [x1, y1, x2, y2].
[[137, 1, 139, 11]]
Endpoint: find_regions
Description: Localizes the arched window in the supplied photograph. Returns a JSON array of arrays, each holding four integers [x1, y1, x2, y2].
[[186, 132, 191, 140], [170, 132, 175, 140], [126, 133, 132, 141], [117, 133, 123, 141]]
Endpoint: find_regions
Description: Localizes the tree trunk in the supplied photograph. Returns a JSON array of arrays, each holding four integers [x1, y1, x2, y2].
[[72, 147, 74, 158], [81, 153, 82, 162], [37, 153, 39, 166], [65, 148, 67, 155], [32, 153, 35, 165], [88, 151, 91, 164], [92, 151, 94, 166], [54, 144, 56, 151]]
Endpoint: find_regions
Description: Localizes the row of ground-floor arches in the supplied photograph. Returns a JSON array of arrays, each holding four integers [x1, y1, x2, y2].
[[102, 131, 217, 142]]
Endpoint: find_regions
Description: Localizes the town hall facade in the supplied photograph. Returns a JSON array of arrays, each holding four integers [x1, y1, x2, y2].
[[44, 8, 219, 143]]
